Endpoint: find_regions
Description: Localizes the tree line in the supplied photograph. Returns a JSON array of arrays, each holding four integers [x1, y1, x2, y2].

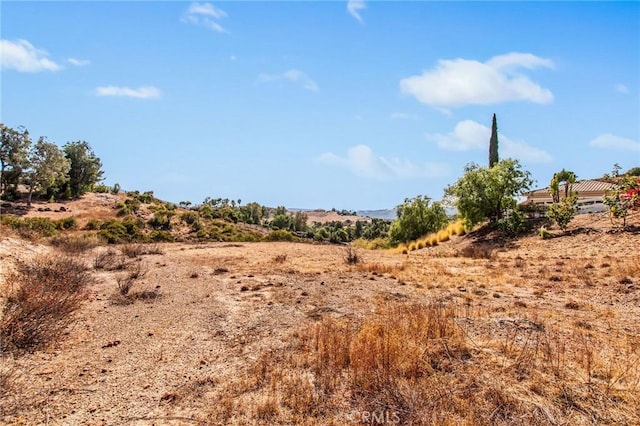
[[0, 123, 104, 205]]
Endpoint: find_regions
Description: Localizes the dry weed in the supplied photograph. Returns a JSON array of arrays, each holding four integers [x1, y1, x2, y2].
[[0, 255, 92, 353]]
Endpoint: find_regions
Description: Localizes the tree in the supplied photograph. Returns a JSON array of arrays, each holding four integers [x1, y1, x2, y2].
[[0, 123, 31, 197], [547, 169, 578, 231], [625, 166, 640, 177], [62, 141, 104, 198], [388, 195, 448, 245], [549, 169, 576, 203], [603, 173, 640, 227], [489, 114, 499, 168], [23, 138, 70, 206], [445, 159, 533, 228]]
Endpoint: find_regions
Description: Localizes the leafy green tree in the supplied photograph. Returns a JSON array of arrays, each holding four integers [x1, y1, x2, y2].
[[445, 159, 533, 228], [23, 138, 71, 206], [489, 113, 499, 168], [625, 166, 640, 177], [0, 123, 31, 197], [271, 214, 292, 230], [388, 195, 448, 245], [62, 141, 104, 198]]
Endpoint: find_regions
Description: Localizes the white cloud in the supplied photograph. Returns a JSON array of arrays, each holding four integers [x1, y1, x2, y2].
[[257, 69, 319, 92], [347, 0, 366, 24], [68, 57, 90, 67], [316, 144, 449, 180], [589, 134, 640, 151], [400, 52, 554, 107], [0, 39, 62, 72], [181, 2, 227, 33], [95, 85, 162, 99], [426, 120, 553, 163], [614, 83, 629, 94]]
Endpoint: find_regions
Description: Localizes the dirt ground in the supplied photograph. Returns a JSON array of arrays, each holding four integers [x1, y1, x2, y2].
[[0, 212, 639, 425]]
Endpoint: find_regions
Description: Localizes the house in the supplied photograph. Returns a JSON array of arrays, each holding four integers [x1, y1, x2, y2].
[[522, 179, 616, 214]]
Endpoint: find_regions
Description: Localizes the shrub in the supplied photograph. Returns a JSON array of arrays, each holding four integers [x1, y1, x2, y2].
[[98, 220, 129, 244], [148, 230, 175, 242], [54, 216, 77, 230], [0, 216, 58, 238], [497, 208, 529, 236], [547, 196, 577, 231], [343, 247, 360, 265], [94, 249, 126, 270], [266, 230, 295, 242], [0, 255, 92, 353], [50, 234, 99, 254], [93, 184, 110, 193], [436, 229, 450, 243], [180, 211, 200, 225], [84, 219, 100, 230]]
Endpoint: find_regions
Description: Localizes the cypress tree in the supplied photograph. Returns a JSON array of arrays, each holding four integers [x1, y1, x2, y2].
[[489, 113, 499, 168]]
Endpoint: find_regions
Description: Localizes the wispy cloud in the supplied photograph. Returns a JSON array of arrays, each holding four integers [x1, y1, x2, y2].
[[316, 144, 449, 180], [426, 120, 553, 163], [400, 52, 554, 108], [0, 39, 62, 72], [389, 112, 417, 121], [614, 83, 629, 94], [257, 69, 319, 92], [95, 85, 162, 99], [589, 134, 639, 151], [181, 2, 228, 33], [68, 57, 90, 67], [347, 0, 366, 24]]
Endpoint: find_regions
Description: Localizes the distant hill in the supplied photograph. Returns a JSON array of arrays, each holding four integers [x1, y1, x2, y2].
[[357, 209, 397, 220]]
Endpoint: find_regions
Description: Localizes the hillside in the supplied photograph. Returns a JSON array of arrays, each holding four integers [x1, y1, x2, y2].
[[0, 204, 639, 425]]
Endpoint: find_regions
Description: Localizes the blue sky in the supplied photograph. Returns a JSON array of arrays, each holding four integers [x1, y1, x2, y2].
[[1, 1, 639, 210]]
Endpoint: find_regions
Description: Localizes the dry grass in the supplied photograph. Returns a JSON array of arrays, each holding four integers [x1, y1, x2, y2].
[[200, 299, 639, 425], [0, 254, 92, 353], [49, 233, 100, 254], [343, 246, 361, 265], [1, 207, 638, 424]]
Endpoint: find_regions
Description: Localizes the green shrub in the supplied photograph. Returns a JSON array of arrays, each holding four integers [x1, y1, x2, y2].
[[54, 217, 77, 230], [93, 184, 111, 193], [148, 230, 174, 242], [266, 230, 295, 242], [84, 219, 101, 230], [497, 209, 529, 237], [180, 211, 199, 225], [0, 216, 58, 238]]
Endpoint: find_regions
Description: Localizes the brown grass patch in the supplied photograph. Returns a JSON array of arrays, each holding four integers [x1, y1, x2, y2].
[[0, 254, 92, 353]]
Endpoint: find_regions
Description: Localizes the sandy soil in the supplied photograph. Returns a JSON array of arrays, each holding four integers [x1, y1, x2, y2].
[[0, 212, 639, 425]]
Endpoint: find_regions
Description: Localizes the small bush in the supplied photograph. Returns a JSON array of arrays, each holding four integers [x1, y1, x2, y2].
[[93, 184, 111, 193], [50, 234, 99, 254], [53, 217, 77, 230], [343, 247, 361, 265], [273, 254, 288, 264], [457, 245, 494, 259], [84, 219, 101, 230], [94, 249, 126, 270], [0, 255, 92, 353], [148, 230, 175, 242], [0, 216, 58, 238], [436, 229, 450, 243], [266, 230, 295, 242]]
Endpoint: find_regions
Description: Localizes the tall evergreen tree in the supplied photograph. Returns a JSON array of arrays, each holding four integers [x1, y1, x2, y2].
[[489, 113, 499, 168]]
